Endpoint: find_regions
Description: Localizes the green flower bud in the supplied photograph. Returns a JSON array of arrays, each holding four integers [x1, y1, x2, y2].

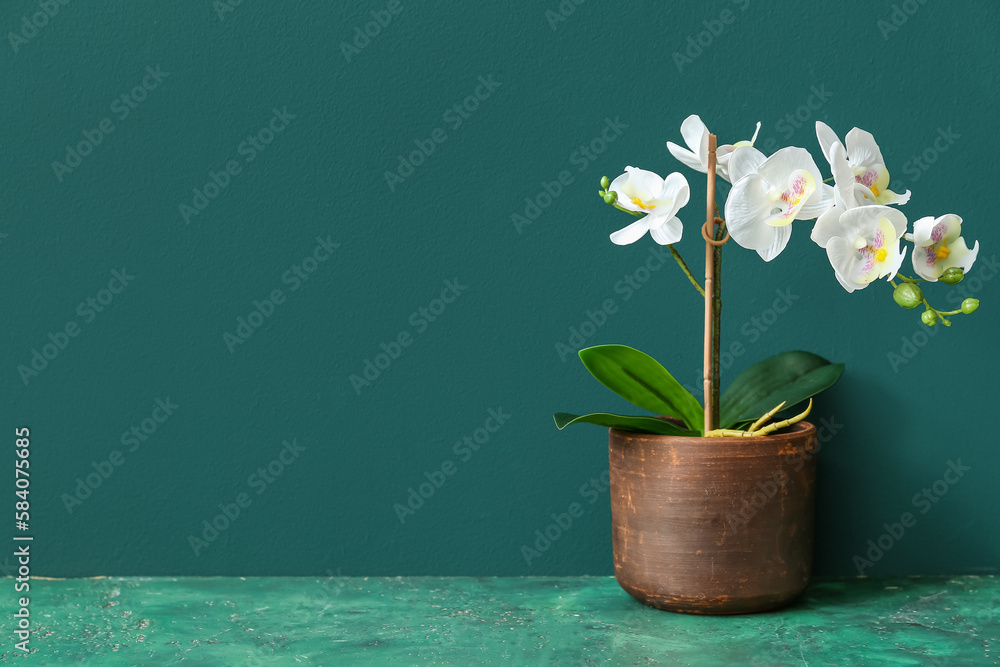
[[603, 192, 616, 205], [893, 283, 923, 309], [600, 176, 610, 190], [921, 310, 938, 326], [961, 298, 979, 314], [940, 267, 965, 285]]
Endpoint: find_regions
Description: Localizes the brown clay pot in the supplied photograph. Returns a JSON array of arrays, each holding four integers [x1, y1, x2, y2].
[[609, 421, 817, 614]]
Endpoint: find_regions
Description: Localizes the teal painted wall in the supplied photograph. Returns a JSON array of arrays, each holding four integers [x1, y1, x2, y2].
[[3, 1, 997, 577]]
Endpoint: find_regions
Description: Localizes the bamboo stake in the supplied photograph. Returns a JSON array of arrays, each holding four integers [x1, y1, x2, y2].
[[702, 137, 716, 434], [702, 135, 729, 434]]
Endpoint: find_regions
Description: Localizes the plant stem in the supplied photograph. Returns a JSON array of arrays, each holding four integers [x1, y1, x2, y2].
[[669, 245, 705, 296], [711, 217, 724, 431], [606, 195, 705, 297]]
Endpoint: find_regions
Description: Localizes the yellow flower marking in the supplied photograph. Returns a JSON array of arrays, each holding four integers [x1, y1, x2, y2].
[[875, 248, 888, 262], [936, 245, 951, 260], [631, 197, 655, 210]]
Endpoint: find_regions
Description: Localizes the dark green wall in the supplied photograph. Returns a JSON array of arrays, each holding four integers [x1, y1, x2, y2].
[[3, 1, 997, 577]]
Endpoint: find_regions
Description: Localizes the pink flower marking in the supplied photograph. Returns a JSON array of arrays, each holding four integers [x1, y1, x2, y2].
[[855, 169, 879, 188], [930, 222, 947, 242]]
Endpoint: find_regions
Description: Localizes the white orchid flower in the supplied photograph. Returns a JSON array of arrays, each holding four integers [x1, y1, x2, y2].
[[666, 114, 761, 183], [815, 121, 910, 207], [723, 146, 834, 261], [607, 167, 690, 246], [811, 205, 908, 292], [910, 214, 979, 281]]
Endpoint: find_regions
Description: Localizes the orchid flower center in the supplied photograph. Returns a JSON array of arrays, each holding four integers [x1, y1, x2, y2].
[[853, 166, 882, 199], [854, 236, 888, 263], [631, 197, 656, 210], [780, 175, 810, 207], [764, 170, 815, 226], [927, 221, 952, 264]]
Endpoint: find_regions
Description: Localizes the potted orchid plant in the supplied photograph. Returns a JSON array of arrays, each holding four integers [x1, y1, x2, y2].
[[554, 115, 982, 614]]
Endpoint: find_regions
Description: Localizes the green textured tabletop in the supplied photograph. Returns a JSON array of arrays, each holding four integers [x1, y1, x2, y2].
[[2, 576, 998, 665]]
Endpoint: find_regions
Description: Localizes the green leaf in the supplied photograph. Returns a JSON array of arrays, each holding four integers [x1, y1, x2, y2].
[[553, 412, 697, 436], [719, 351, 845, 428], [577, 345, 704, 434]]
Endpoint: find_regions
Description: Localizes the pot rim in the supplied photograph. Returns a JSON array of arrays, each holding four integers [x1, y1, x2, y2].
[[609, 419, 816, 444]]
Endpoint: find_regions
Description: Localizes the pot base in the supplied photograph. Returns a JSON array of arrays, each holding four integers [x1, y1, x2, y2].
[[609, 421, 817, 615], [616, 578, 809, 615]]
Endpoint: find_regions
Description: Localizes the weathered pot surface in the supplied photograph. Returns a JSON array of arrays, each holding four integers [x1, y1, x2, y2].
[[609, 421, 817, 614]]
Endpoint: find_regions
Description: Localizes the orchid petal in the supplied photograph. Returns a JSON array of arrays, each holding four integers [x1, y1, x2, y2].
[[799, 183, 836, 220], [725, 175, 781, 253], [947, 239, 980, 272], [826, 238, 867, 293], [609, 219, 650, 246], [811, 204, 846, 249], [679, 115, 709, 161], [755, 147, 818, 184], [649, 216, 683, 245], [626, 167, 667, 200], [913, 214, 962, 247], [757, 224, 792, 262], [815, 121, 843, 164], [666, 141, 705, 173], [661, 172, 690, 213], [727, 145, 767, 184], [830, 144, 870, 208], [886, 245, 907, 281], [845, 127, 886, 169], [876, 186, 911, 206]]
